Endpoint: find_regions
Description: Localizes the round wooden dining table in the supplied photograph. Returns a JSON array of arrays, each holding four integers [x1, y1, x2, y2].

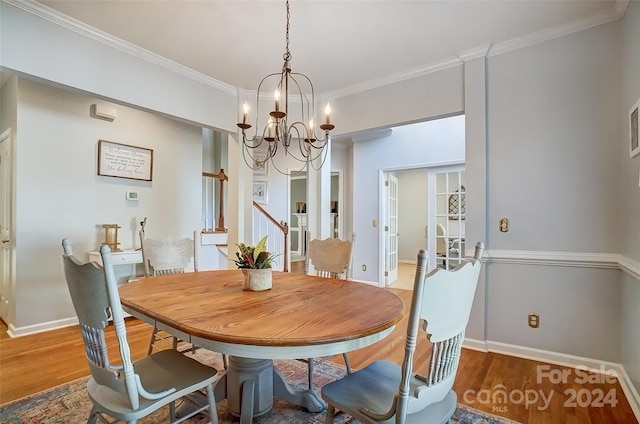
[[118, 269, 405, 423]]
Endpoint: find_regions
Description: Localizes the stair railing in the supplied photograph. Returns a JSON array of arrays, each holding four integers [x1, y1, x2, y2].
[[253, 201, 290, 272]]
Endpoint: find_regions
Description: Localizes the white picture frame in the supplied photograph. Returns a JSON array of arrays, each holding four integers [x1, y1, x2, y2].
[[630, 97, 640, 158], [253, 153, 269, 176], [97, 140, 153, 181], [253, 181, 268, 204]]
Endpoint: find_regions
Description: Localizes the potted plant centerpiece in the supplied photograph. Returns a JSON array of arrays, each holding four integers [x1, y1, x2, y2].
[[233, 235, 276, 291]]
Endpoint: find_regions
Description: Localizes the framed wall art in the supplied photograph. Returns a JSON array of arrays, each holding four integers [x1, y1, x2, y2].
[[98, 140, 153, 181], [253, 181, 268, 204], [253, 152, 269, 176], [630, 97, 639, 158]]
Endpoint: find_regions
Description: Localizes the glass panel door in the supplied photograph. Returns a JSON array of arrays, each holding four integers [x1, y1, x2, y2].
[[428, 166, 465, 270]]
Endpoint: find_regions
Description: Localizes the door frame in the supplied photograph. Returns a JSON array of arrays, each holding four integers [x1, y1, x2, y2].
[[378, 161, 464, 287], [384, 172, 399, 286], [0, 128, 14, 324]]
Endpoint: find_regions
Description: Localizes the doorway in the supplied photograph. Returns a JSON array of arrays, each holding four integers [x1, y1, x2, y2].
[[385, 165, 466, 288], [289, 171, 343, 263]]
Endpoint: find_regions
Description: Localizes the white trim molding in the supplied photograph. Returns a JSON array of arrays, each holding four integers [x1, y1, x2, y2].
[[11, 0, 626, 102], [463, 338, 640, 421], [619, 255, 640, 280], [484, 250, 640, 280], [6, 0, 236, 96], [8, 317, 78, 338], [486, 249, 618, 269], [484, 341, 640, 422]]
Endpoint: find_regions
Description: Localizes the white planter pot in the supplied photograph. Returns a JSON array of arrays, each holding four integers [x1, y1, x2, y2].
[[242, 268, 273, 291]]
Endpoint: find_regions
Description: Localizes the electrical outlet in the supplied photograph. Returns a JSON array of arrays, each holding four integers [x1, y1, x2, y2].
[[528, 313, 540, 328], [499, 218, 509, 232]]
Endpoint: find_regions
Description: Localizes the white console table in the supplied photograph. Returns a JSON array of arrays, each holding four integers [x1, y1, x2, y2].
[[88, 249, 143, 285]]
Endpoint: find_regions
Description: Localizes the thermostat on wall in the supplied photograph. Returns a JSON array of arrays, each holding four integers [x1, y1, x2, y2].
[[126, 191, 139, 201]]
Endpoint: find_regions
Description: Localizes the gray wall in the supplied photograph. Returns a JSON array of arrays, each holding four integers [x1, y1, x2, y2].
[[482, 9, 622, 360], [332, 3, 639, 389], [620, 1, 640, 392], [9, 78, 206, 330]]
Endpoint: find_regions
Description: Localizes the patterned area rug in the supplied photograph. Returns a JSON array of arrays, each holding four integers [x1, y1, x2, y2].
[[0, 350, 519, 424]]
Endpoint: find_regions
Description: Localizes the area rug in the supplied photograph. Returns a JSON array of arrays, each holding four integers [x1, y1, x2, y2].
[[0, 350, 519, 424]]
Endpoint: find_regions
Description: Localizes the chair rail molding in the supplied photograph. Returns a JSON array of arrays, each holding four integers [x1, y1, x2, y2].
[[484, 249, 640, 279]]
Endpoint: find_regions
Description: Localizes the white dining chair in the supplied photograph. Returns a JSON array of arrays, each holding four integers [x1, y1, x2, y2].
[[302, 232, 357, 389], [61, 239, 219, 424], [321, 242, 484, 424], [141, 230, 199, 355]]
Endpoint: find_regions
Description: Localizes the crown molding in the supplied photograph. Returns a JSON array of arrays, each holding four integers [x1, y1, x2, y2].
[[7, 0, 237, 96], [488, 5, 625, 58], [330, 3, 626, 99], [324, 56, 464, 101], [457, 44, 492, 62], [10, 0, 627, 101]]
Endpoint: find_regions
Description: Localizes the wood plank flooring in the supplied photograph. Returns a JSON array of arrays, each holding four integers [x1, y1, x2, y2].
[[1, 286, 637, 423]]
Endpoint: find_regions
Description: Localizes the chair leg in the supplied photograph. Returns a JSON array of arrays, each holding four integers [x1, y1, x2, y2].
[[325, 405, 336, 423], [87, 407, 99, 424], [206, 383, 219, 424], [147, 327, 158, 355], [169, 400, 176, 420], [342, 353, 352, 374]]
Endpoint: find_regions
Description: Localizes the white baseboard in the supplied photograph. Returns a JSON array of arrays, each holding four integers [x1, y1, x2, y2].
[[469, 340, 640, 421], [462, 337, 488, 352], [8, 317, 78, 338]]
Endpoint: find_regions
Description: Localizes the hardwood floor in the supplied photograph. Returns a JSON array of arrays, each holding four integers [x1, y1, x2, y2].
[[1, 288, 636, 423]]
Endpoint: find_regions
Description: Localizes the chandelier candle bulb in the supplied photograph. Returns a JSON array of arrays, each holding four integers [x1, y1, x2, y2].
[[275, 90, 280, 112], [242, 103, 249, 125], [325, 104, 331, 124]]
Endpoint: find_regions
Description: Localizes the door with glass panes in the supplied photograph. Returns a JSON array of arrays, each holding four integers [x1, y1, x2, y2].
[[427, 166, 465, 270]]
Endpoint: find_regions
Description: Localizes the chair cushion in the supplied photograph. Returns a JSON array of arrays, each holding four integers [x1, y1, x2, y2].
[[87, 349, 218, 420], [321, 360, 456, 424]]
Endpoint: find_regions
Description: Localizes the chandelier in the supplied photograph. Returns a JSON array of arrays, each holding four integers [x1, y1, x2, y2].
[[237, 0, 334, 175]]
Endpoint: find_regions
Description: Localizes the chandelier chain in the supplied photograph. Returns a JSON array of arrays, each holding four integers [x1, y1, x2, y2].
[[284, 0, 291, 62]]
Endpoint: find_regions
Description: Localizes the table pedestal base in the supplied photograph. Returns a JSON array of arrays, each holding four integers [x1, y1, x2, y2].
[[227, 357, 273, 419], [219, 356, 326, 424]]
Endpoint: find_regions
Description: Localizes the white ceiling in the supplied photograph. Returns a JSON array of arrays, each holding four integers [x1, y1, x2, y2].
[[36, 0, 623, 95]]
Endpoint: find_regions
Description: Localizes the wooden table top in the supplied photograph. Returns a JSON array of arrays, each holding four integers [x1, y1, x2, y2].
[[118, 270, 405, 348]]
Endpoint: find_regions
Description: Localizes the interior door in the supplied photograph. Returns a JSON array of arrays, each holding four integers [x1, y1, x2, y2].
[[427, 166, 466, 270], [0, 129, 13, 322], [385, 173, 399, 285]]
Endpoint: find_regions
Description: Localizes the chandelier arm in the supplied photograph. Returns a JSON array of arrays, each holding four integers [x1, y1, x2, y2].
[[309, 136, 330, 171], [285, 75, 312, 138], [242, 145, 264, 170]]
